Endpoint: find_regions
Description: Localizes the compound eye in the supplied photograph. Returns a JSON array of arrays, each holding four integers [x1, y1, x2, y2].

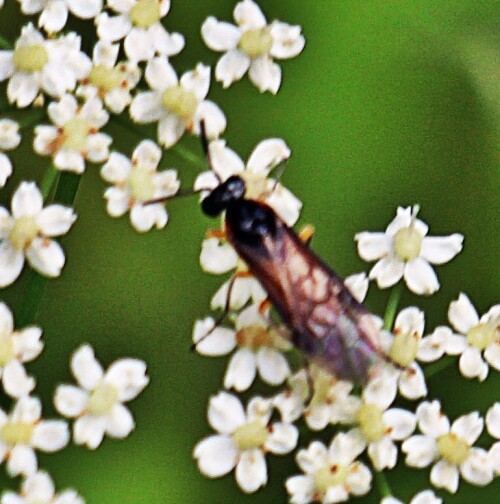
[[225, 176, 246, 200]]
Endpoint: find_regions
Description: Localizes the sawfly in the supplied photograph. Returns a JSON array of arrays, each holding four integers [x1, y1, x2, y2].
[[149, 124, 392, 385], [200, 174, 390, 386]]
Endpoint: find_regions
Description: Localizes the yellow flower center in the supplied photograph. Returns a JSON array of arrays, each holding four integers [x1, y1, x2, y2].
[[467, 321, 498, 350], [129, 0, 161, 28], [357, 403, 385, 442], [89, 64, 123, 92], [129, 167, 156, 202], [437, 432, 470, 465], [241, 171, 267, 200], [236, 325, 271, 350], [161, 85, 199, 122], [1, 421, 34, 446], [394, 227, 423, 261], [315, 464, 348, 493], [62, 118, 90, 151], [239, 28, 273, 58], [390, 331, 420, 367], [0, 332, 14, 366], [13, 44, 48, 73], [232, 420, 268, 450], [87, 382, 119, 416], [308, 371, 334, 409], [9, 215, 39, 250]]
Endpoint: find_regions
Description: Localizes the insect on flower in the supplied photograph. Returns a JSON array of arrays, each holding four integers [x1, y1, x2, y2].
[[200, 176, 393, 385], [149, 126, 392, 385]]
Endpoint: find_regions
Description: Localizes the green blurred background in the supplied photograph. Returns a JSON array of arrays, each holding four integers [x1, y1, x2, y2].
[[0, 0, 499, 502]]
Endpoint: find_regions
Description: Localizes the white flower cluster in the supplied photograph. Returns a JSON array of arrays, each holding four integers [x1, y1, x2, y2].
[[0, 300, 149, 500], [191, 158, 498, 501], [0, 0, 305, 499], [0, 0, 497, 502]]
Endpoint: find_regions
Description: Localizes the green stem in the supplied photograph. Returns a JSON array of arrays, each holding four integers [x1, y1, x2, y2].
[[40, 165, 59, 199], [18, 109, 46, 129], [424, 356, 454, 379], [375, 470, 392, 498], [0, 35, 11, 49], [172, 143, 206, 169], [110, 115, 206, 169], [18, 171, 82, 326], [383, 283, 403, 331]]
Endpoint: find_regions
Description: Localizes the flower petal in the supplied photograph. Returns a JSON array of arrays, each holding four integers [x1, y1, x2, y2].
[[420, 234, 463, 265], [430, 460, 459, 493], [0, 242, 24, 288], [2, 360, 35, 398], [234, 0, 267, 30], [215, 49, 250, 88], [270, 22, 305, 59], [193, 434, 238, 477], [105, 403, 134, 438], [235, 448, 267, 493], [448, 293, 479, 334], [224, 348, 257, 392], [11, 181, 43, 218], [37, 205, 76, 237], [25, 238, 65, 278], [207, 391, 245, 433], [459, 347, 488, 381], [105, 358, 149, 402], [71, 344, 104, 390], [460, 447, 494, 486], [256, 347, 290, 385], [248, 56, 281, 94], [404, 258, 439, 295], [369, 256, 404, 289], [32, 420, 69, 452], [402, 435, 437, 468], [451, 412, 483, 445], [265, 422, 298, 454], [192, 318, 236, 356], [202, 17, 241, 51], [54, 384, 88, 417]]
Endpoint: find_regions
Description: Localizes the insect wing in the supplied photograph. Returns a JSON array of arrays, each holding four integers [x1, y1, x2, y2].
[[226, 202, 386, 385]]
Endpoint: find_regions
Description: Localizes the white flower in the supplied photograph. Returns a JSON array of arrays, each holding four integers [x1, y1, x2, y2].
[[348, 372, 416, 471], [17, 0, 103, 33], [0, 24, 91, 107], [0, 396, 69, 477], [101, 140, 180, 232], [96, 0, 184, 62], [54, 344, 149, 450], [486, 403, 500, 439], [0, 118, 21, 187], [402, 400, 494, 493], [384, 307, 428, 399], [201, 0, 305, 93], [194, 137, 301, 226], [34, 94, 111, 173], [1, 470, 84, 504], [193, 304, 292, 391], [130, 58, 226, 148], [286, 432, 372, 504], [381, 489, 442, 504], [76, 41, 141, 114], [194, 391, 297, 493], [0, 302, 43, 398], [274, 365, 357, 431], [444, 293, 499, 381], [0, 181, 77, 287], [355, 205, 463, 295]]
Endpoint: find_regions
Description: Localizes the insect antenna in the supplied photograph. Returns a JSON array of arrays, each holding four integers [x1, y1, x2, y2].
[[199, 120, 222, 184], [191, 272, 241, 350]]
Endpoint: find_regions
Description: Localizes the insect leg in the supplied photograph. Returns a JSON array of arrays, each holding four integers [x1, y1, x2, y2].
[[191, 271, 247, 350]]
